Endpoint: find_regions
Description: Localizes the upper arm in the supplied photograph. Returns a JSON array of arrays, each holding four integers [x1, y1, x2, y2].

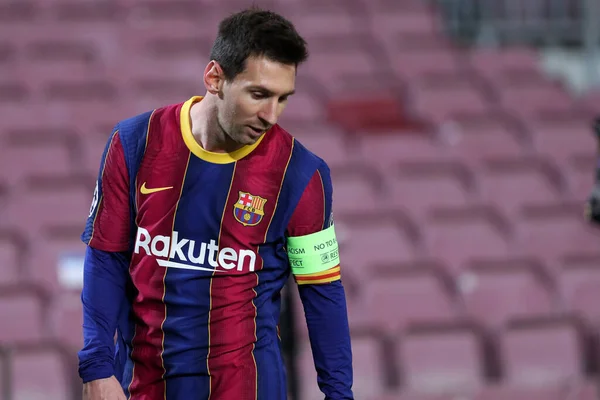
[[286, 161, 340, 285], [81, 128, 131, 252]]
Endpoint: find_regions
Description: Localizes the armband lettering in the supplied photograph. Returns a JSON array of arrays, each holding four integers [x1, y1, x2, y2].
[[287, 224, 340, 276]]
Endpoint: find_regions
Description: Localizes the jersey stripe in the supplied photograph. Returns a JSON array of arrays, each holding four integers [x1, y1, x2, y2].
[[207, 131, 294, 400], [127, 113, 190, 399]]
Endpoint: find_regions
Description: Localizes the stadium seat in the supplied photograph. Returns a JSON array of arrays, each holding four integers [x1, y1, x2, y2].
[[409, 73, 491, 124], [330, 164, 385, 214], [529, 116, 595, 166], [441, 113, 525, 162], [467, 48, 542, 84], [559, 255, 600, 324], [398, 322, 485, 394], [358, 133, 448, 170], [0, 129, 74, 187], [565, 154, 596, 202], [500, 316, 584, 387], [296, 334, 388, 400], [389, 160, 473, 219], [4, 175, 94, 239], [25, 226, 85, 292], [351, 335, 388, 399], [423, 206, 510, 275], [457, 259, 555, 330], [475, 381, 599, 400], [391, 48, 463, 84], [356, 265, 457, 334], [336, 212, 419, 280], [496, 83, 575, 123], [278, 91, 326, 124], [0, 286, 47, 344], [294, 124, 359, 169], [10, 344, 71, 400], [48, 291, 83, 349], [0, 231, 22, 285], [513, 203, 600, 266], [476, 157, 562, 218]]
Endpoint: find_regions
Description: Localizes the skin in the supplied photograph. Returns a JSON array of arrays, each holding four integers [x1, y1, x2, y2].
[[190, 54, 297, 153], [82, 54, 298, 400]]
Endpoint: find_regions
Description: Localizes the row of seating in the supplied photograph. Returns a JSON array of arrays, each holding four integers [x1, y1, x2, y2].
[[295, 315, 600, 398]]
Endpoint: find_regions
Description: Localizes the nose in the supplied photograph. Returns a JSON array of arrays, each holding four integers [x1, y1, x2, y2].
[[257, 100, 279, 127]]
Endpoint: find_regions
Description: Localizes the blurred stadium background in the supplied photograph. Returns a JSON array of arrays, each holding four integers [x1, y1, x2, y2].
[[2, 0, 600, 399]]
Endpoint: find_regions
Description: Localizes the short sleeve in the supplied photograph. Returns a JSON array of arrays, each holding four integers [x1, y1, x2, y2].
[[81, 129, 131, 252], [286, 161, 340, 285]]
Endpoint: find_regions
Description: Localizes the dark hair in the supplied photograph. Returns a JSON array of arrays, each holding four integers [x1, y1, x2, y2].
[[209, 7, 309, 80]]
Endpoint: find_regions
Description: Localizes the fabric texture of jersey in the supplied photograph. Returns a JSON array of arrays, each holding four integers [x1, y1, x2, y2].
[[80, 96, 352, 399]]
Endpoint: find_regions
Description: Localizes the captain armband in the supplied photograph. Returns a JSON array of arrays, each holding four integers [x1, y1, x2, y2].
[[287, 225, 341, 285]]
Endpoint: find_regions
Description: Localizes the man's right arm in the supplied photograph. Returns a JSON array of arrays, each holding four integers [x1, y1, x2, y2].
[[79, 128, 132, 388]]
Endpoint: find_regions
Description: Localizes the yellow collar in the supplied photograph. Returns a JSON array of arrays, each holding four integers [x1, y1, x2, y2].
[[180, 96, 264, 164]]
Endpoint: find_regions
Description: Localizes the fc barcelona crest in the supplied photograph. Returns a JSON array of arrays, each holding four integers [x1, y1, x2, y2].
[[234, 191, 267, 226]]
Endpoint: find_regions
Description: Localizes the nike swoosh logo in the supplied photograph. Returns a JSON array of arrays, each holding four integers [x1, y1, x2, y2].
[[140, 182, 173, 194]]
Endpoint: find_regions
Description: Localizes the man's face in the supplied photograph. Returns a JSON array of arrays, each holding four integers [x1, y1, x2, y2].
[[216, 55, 297, 145]]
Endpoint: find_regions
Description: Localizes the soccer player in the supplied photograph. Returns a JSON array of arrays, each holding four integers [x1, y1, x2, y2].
[[78, 7, 354, 400]]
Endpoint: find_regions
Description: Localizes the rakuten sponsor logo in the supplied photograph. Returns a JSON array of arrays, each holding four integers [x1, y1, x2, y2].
[[134, 227, 256, 272]]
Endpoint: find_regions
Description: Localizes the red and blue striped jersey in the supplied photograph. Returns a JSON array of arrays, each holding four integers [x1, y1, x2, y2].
[[79, 96, 353, 399]]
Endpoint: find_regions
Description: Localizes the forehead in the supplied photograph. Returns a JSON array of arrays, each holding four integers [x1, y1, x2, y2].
[[235, 55, 296, 94]]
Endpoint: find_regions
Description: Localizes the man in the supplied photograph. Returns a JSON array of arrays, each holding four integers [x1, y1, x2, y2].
[[78, 7, 354, 400]]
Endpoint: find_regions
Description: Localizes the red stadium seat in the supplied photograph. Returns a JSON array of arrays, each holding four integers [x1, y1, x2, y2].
[[389, 160, 472, 219], [296, 335, 383, 400], [25, 227, 85, 293], [398, 322, 485, 394], [336, 212, 418, 279], [358, 133, 449, 169], [10, 344, 71, 400], [559, 255, 600, 324], [0, 286, 47, 344], [351, 336, 388, 399], [475, 381, 599, 400], [4, 175, 94, 239], [48, 291, 83, 348], [442, 113, 525, 162], [356, 265, 457, 333], [514, 203, 600, 266], [294, 125, 360, 169], [476, 157, 561, 218], [565, 154, 596, 202], [279, 91, 326, 124], [0, 231, 22, 285], [497, 84, 575, 123], [330, 165, 385, 214], [500, 316, 583, 387], [423, 206, 510, 275], [529, 116, 595, 166], [409, 73, 491, 124], [391, 49, 463, 83], [467, 48, 542, 83], [458, 259, 555, 329], [393, 394, 458, 400], [0, 129, 74, 187]]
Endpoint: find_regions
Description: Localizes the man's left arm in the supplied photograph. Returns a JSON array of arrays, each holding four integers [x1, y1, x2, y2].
[[286, 161, 353, 400]]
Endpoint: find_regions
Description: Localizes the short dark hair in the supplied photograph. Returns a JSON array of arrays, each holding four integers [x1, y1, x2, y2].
[[209, 7, 309, 80]]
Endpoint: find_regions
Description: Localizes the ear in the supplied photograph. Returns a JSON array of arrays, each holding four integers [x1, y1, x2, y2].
[[203, 60, 225, 94]]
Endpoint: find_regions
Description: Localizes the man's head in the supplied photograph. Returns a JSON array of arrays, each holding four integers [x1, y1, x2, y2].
[[203, 8, 308, 146]]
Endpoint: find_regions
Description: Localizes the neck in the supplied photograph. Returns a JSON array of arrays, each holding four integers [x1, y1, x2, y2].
[[189, 94, 244, 154]]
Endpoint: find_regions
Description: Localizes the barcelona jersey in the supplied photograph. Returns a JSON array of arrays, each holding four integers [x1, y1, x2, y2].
[[79, 96, 353, 399]]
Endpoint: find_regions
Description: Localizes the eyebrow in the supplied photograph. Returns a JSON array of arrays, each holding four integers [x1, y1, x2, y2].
[[249, 86, 295, 97]]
